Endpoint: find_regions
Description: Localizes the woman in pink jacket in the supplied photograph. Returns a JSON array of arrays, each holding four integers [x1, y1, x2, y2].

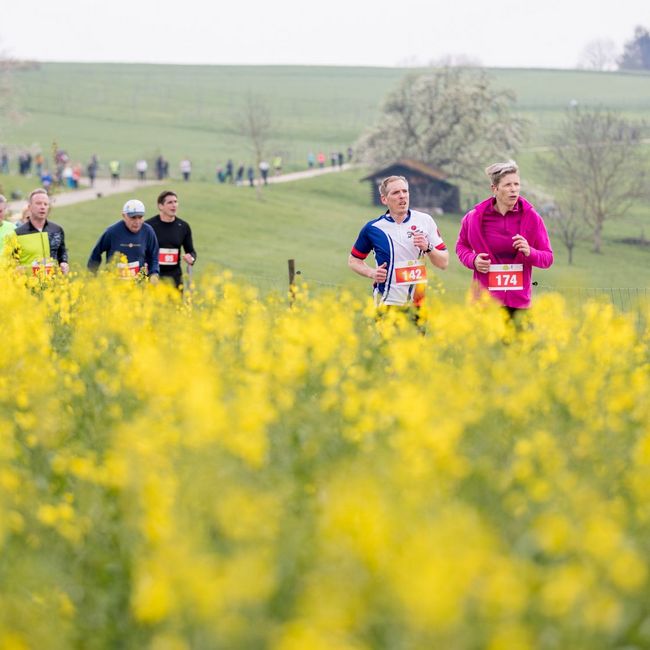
[[456, 160, 553, 315]]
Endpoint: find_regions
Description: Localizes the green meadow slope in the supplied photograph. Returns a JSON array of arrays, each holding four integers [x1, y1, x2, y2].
[[4, 63, 650, 179]]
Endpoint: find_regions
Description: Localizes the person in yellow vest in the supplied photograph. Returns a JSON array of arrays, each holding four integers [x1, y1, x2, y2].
[[0, 194, 17, 259], [0, 194, 16, 241], [14, 189, 69, 275], [109, 160, 120, 186]]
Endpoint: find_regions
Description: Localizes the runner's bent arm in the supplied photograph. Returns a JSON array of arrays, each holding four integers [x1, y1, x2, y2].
[[57, 229, 69, 265], [348, 254, 387, 282], [349, 225, 387, 282], [425, 247, 449, 270], [87, 233, 110, 272], [413, 225, 448, 270], [182, 224, 197, 265], [146, 228, 160, 277], [456, 216, 480, 270], [57, 228, 70, 274], [525, 215, 554, 269]]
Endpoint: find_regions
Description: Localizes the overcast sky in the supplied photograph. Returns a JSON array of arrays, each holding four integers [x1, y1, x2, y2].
[[1, 0, 647, 68]]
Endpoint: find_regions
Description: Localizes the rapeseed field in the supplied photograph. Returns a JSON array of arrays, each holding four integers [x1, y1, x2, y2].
[[1, 267, 649, 649]]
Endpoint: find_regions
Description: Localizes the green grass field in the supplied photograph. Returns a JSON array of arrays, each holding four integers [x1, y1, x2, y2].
[[45, 170, 650, 295], [3, 63, 650, 179]]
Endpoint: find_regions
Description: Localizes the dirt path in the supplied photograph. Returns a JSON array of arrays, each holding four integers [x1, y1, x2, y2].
[[6, 164, 354, 217], [261, 163, 353, 184], [7, 177, 162, 217]]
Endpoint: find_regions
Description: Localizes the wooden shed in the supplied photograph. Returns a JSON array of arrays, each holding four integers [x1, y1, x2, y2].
[[362, 159, 460, 214]]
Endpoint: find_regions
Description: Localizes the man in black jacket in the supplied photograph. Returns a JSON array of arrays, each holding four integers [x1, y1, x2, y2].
[[15, 188, 69, 275], [145, 190, 197, 289]]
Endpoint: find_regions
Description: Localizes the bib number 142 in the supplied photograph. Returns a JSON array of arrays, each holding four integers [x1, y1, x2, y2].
[[394, 260, 427, 285]]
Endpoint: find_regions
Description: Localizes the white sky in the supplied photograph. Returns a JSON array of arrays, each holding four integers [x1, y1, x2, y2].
[[1, 0, 648, 68]]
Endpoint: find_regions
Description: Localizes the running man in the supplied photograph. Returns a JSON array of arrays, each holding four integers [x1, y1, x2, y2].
[[348, 175, 448, 307], [14, 188, 69, 275], [145, 190, 196, 289], [87, 199, 159, 282]]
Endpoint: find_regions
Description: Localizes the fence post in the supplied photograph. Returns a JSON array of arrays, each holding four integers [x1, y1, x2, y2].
[[288, 259, 296, 305]]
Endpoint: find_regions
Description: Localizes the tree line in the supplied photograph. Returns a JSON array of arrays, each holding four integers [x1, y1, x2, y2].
[[580, 25, 650, 72]]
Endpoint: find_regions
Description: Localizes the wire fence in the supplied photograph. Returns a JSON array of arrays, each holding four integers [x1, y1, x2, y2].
[[234, 270, 650, 314], [535, 286, 650, 312]]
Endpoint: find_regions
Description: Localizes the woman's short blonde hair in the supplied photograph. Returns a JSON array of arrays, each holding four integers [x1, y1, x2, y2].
[[485, 160, 519, 187]]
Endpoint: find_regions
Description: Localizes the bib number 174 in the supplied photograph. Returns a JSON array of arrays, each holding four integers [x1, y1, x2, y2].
[[488, 264, 523, 291]]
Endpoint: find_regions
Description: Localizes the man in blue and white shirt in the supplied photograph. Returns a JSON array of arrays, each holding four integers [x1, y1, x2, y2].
[[348, 176, 448, 306]]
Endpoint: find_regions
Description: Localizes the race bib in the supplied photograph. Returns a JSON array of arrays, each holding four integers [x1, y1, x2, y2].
[[159, 248, 179, 265], [394, 259, 427, 285], [31, 261, 54, 276], [488, 264, 523, 291], [117, 260, 140, 279]]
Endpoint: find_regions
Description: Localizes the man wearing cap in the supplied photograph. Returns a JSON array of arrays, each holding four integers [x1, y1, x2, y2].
[[145, 190, 197, 289], [87, 199, 159, 282], [14, 188, 69, 274]]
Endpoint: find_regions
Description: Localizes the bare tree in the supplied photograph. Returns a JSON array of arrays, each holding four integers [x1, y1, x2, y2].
[[356, 67, 527, 187], [536, 196, 586, 265], [236, 93, 273, 196], [542, 108, 649, 254], [577, 39, 618, 71]]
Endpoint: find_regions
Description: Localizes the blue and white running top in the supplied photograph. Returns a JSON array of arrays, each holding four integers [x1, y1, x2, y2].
[[351, 209, 447, 306]]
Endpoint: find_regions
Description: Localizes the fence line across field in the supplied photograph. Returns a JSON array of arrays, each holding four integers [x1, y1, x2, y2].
[[228, 263, 650, 315], [535, 286, 650, 312]]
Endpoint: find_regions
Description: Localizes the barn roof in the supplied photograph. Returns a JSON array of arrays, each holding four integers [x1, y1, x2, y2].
[[361, 159, 452, 183]]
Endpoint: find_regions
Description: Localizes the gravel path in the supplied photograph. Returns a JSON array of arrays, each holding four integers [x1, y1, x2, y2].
[[7, 177, 162, 217]]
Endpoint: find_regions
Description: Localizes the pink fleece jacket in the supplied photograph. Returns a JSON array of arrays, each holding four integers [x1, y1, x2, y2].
[[456, 196, 553, 309]]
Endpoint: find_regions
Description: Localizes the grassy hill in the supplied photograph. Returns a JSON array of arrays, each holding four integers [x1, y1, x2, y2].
[[47, 170, 650, 297], [491, 68, 650, 142], [3, 63, 650, 179]]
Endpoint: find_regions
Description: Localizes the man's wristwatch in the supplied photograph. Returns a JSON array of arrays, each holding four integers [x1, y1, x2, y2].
[[424, 242, 433, 254]]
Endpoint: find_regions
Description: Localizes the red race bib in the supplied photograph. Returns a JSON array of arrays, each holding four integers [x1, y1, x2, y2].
[[394, 259, 427, 285], [117, 261, 140, 279], [488, 264, 523, 291], [31, 261, 55, 276], [159, 248, 179, 265]]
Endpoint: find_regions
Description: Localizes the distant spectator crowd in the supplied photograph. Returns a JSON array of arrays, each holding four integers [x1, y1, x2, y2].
[[0, 144, 355, 193]]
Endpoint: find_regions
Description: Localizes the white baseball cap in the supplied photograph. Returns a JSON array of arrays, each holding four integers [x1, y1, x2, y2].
[[123, 199, 145, 217]]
